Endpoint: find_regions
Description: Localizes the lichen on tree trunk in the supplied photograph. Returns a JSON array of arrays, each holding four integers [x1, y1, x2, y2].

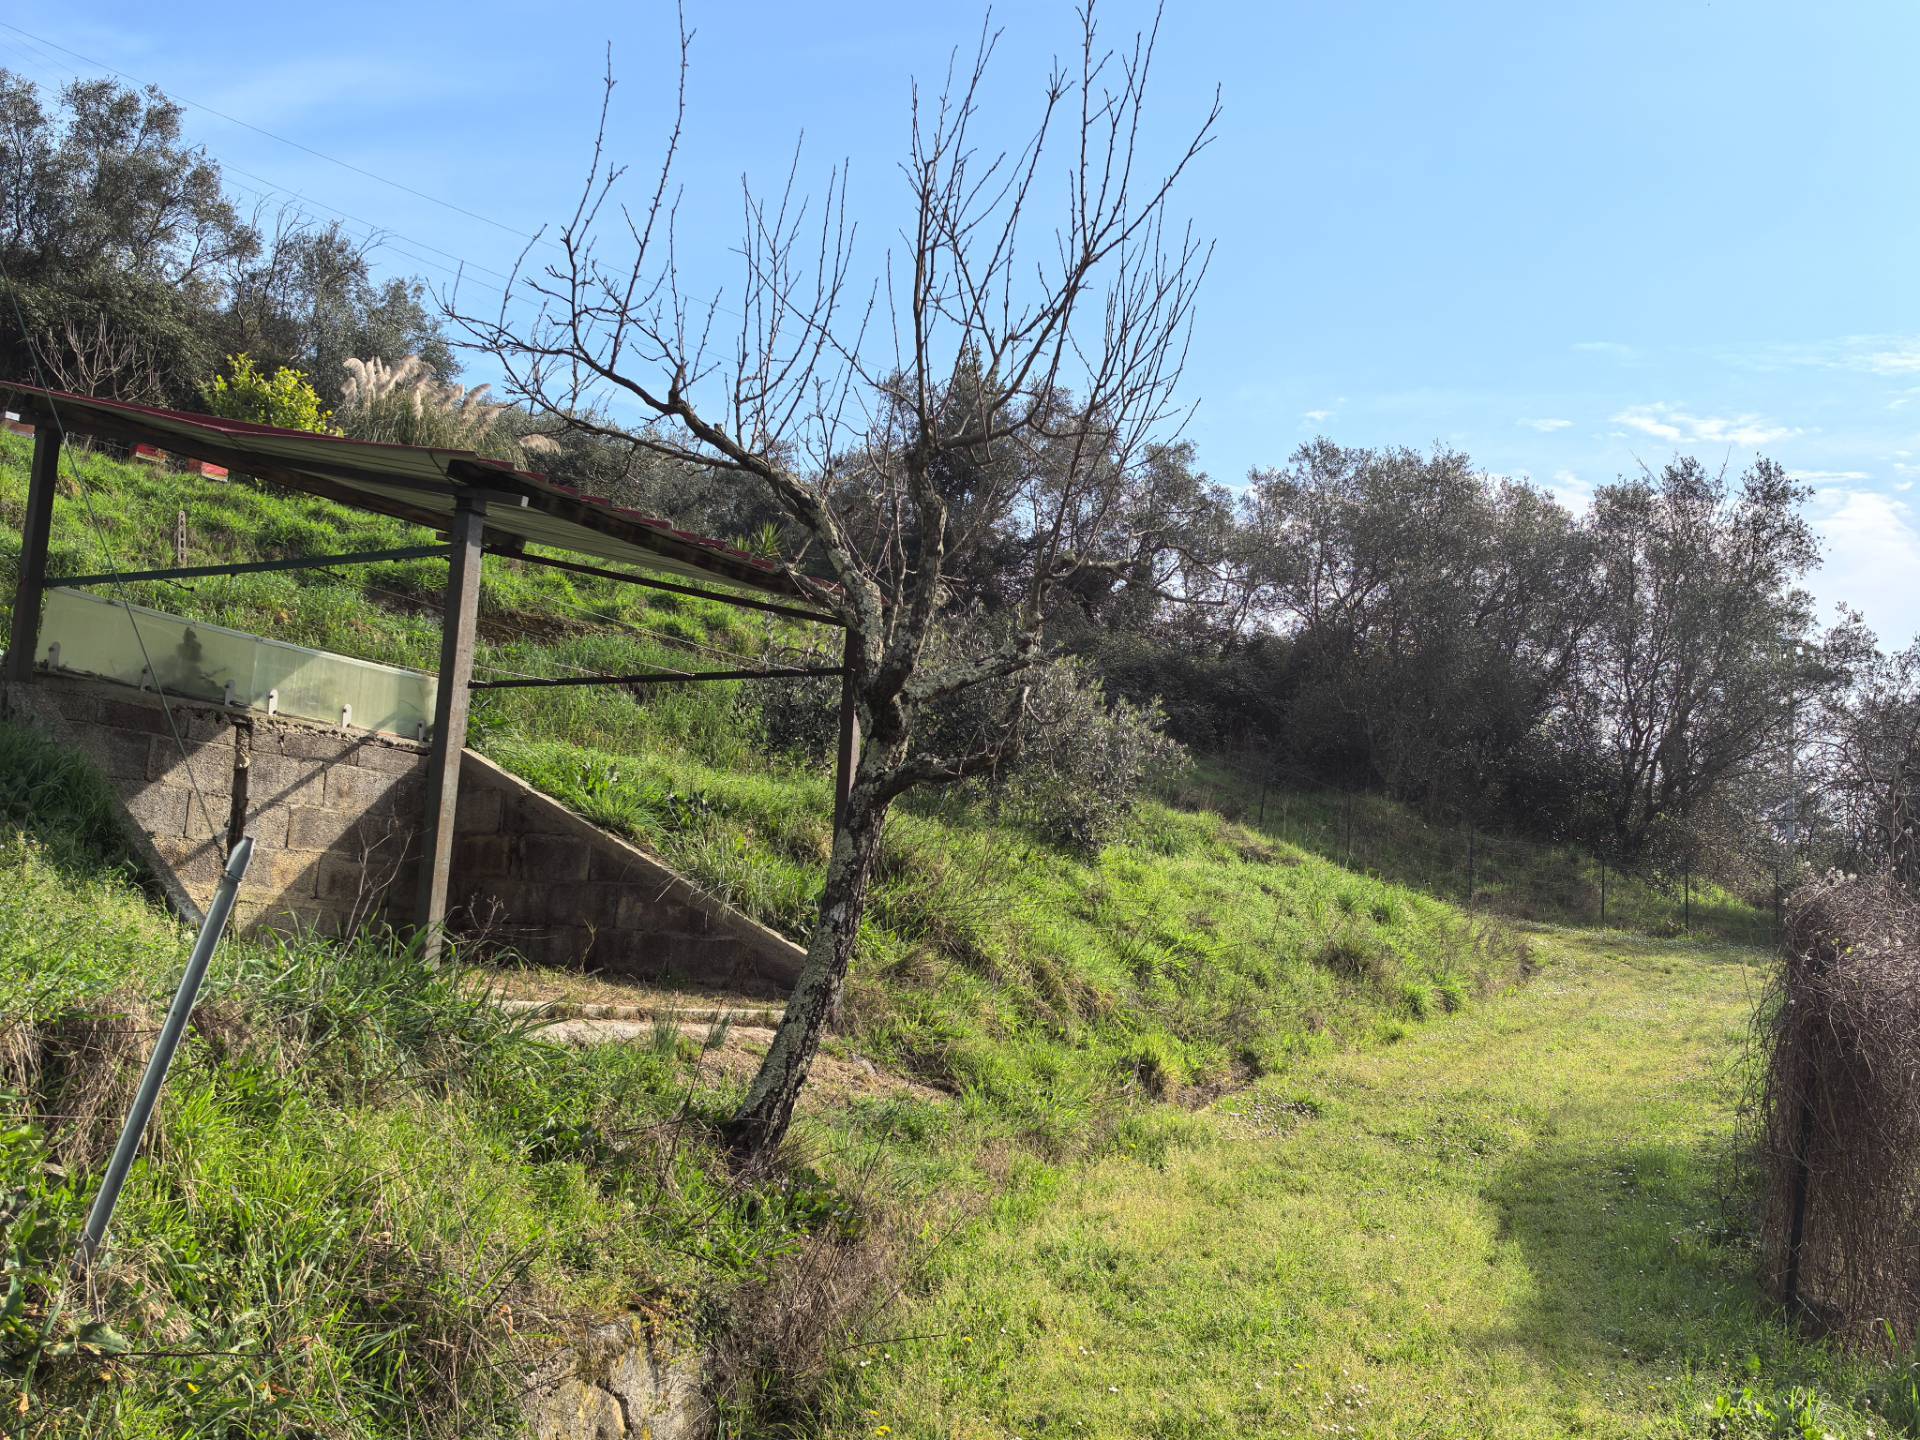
[[725, 775, 886, 1158]]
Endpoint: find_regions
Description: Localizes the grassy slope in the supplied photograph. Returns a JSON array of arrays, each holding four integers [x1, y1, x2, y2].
[[1, 439, 1850, 1436], [0, 436, 1535, 1143], [0, 723, 849, 1436], [849, 929, 1900, 1439]]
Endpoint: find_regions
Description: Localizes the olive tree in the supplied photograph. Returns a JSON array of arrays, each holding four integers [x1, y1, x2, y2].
[[454, 5, 1216, 1158]]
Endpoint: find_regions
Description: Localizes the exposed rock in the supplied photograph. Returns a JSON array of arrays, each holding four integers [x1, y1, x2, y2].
[[521, 1318, 709, 1440]]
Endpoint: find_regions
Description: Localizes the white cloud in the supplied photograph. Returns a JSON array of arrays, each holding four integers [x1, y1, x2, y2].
[[1612, 402, 1801, 448], [1811, 489, 1920, 645], [1727, 335, 1920, 378], [1302, 409, 1332, 423], [1546, 468, 1594, 511], [1518, 417, 1573, 432]]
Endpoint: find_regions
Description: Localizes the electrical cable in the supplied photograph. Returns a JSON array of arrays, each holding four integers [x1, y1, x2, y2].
[[0, 20, 554, 252]]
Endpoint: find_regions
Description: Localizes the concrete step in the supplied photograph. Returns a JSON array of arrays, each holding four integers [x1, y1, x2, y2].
[[533, 1017, 779, 1048], [498, 997, 786, 1027]]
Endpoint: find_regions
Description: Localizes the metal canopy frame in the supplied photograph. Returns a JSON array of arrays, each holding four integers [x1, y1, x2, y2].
[[1, 383, 862, 959]]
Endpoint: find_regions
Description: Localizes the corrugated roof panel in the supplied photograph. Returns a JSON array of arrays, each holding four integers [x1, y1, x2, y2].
[[0, 383, 826, 611]]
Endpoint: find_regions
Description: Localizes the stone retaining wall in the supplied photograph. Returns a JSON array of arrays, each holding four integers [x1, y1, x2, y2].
[[2, 673, 804, 990]]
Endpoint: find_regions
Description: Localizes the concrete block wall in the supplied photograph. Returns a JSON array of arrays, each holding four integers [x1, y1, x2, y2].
[[4, 673, 805, 990], [10, 673, 425, 936], [451, 751, 804, 989]]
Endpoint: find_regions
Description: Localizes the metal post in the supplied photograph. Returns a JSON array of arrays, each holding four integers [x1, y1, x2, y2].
[[416, 498, 486, 958], [5, 418, 60, 684], [77, 837, 253, 1267], [833, 631, 863, 833]]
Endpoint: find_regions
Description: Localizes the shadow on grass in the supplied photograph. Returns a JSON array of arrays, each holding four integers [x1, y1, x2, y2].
[[1479, 1121, 1774, 1372]]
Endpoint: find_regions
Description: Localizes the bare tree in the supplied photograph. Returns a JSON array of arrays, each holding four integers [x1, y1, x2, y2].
[[452, 3, 1216, 1159], [38, 309, 163, 402]]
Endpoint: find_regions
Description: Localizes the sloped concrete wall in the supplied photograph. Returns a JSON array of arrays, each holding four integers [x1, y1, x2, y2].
[[2, 673, 804, 989], [451, 752, 804, 989]]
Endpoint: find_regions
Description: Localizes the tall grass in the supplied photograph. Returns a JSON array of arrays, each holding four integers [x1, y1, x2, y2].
[[0, 719, 853, 1436], [0, 439, 1778, 1435]]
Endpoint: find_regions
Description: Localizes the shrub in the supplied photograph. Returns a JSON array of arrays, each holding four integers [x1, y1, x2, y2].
[[912, 654, 1183, 854], [336, 355, 555, 463], [1002, 660, 1184, 853], [1760, 872, 1920, 1349], [753, 650, 1182, 855], [200, 353, 336, 433]]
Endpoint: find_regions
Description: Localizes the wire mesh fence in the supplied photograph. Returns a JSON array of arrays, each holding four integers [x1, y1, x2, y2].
[[1162, 753, 1778, 947]]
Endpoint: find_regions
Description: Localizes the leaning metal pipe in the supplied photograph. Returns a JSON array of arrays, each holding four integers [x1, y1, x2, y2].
[[76, 836, 254, 1268]]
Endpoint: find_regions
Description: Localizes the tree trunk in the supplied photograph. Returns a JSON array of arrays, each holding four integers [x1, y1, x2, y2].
[[725, 775, 888, 1161]]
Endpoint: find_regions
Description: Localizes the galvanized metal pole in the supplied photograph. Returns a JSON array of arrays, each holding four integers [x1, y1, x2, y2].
[[77, 836, 253, 1267]]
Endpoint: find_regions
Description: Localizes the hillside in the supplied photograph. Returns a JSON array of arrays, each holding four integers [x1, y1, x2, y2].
[[0, 440, 1833, 1437]]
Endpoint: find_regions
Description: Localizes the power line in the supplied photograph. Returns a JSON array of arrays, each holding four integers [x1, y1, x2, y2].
[[0, 19, 555, 252], [0, 32, 524, 300], [0, 23, 753, 333], [218, 164, 519, 287], [0, 23, 766, 430]]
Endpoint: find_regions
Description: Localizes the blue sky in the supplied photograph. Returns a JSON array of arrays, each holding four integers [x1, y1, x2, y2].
[[4, 2, 1917, 643]]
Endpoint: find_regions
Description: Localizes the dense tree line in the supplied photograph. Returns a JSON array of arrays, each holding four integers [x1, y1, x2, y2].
[[1053, 440, 1834, 875], [0, 70, 447, 410], [5, 63, 1901, 895]]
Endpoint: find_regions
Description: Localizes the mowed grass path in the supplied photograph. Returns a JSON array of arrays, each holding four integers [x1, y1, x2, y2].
[[844, 930, 1853, 1439]]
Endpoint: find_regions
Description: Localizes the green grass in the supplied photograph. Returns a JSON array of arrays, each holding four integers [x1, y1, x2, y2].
[[0, 721, 856, 1437], [838, 928, 1902, 1439], [6, 439, 1876, 1438], [494, 733, 1532, 1149], [1173, 757, 1775, 946]]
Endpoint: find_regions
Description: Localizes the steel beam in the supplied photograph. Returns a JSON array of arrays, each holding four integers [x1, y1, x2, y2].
[[47, 544, 454, 589], [500, 547, 841, 627], [5, 418, 61, 684], [415, 498, 486, 960], [469, 664, 844, 691]]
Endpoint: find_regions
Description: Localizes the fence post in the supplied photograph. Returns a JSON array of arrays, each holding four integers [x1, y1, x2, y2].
[[1466, 823, 1477, 908], [4, 416, 60, 685], [1599, 858, 1607, 925], [77, 837, 254, 1268], [1684, 864, 1692, 934]]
